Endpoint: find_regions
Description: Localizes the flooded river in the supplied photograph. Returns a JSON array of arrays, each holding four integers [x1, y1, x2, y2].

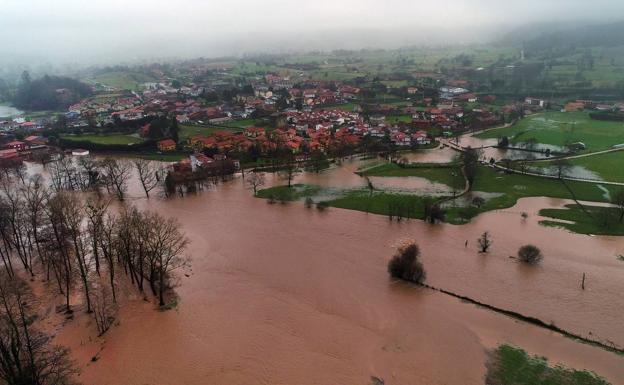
[[43, 159, 624, 385]]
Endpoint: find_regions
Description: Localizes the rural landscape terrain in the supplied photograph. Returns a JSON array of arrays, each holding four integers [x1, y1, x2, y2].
[[1, 2, 624, 385]]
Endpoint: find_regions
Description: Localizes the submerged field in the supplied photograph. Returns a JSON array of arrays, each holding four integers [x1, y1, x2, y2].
[[476, 111, 624, 153], [260, 161, 618, 227]]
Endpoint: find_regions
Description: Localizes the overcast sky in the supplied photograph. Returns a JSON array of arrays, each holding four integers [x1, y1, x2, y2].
[[1, 0, 623, 65]]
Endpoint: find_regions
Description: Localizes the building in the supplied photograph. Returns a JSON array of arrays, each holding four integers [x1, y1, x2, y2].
[[4, 141, 26, 151], [157, 139, 177, 152], [71, 149, 90, 156]]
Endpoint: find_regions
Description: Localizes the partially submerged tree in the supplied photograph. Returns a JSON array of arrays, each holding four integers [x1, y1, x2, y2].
[[280, 153, 300, 188], [612, 189, 624, 223], [518, 245, 543, 265], [0, 270, 79, 385], [246, 171, 265, 195], [387, 242, 426, 284], [133, 159, 160, 198], [553, 158, 572, 179], [477, 231, 492, 253], [101, 159, 132, 201]]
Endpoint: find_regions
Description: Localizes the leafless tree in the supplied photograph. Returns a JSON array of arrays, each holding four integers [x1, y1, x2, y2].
[[146, 213, 189, 306], [133, 159, 160, 198], [613, 189, 624, 223], [45, 193, 75, 312], [553, 158, 572, 179], [477, 231, 492, 253], [280, 153, 300, 188], [21, 175, 49, 275], [85, 197, 110, 276], [0, 270, 80, 385], [246, 171, 265, 195], [101, 159, 132, 201], [91, 283, 117, 336]]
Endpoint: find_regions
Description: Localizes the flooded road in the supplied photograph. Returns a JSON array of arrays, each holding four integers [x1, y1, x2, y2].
[[45, 161, 624, 385]]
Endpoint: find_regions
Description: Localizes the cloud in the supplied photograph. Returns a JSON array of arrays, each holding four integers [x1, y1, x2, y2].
[[0, 0, 622, 64]]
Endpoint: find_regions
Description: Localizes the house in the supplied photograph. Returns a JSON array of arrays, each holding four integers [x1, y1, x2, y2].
[[157, 139, 177, 152], [24, 135, 47, 146], [412, 131, 431, 145], [525, 97, 546, 108], [565, 102, 585, 112], [4, 141, 26, 151], [71, 149, 90, 156]]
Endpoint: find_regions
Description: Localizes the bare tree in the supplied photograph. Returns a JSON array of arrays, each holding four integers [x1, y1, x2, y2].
[[477, 231, 492, 253], [146, 213, 189, 306], [101, 159, 132, 201], [613, 189, 624, 223], [91, 283, 117, 336], [553, 158, 572, 179], [280, 153, 300, 188], [246, 171, 265, 195], [133, 159, 160, 198], [0, 270, 80, 385]]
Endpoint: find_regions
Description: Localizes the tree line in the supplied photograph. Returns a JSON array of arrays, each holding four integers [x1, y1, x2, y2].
[[0, 157, 190, 385]]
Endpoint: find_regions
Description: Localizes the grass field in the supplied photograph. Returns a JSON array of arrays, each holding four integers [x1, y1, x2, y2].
[[476, 111, 624, 153], [539, 204, 624, 235], [534, 150, 624, 183], [61, 134, 143, 145], [257, 164, 619, 226], [256, 184, 321, 201], [179, 125, 228, 141], [360, 163, 461, 187], [486, 345, 610, 385], [85, 71, 157, 91], [386, 114, 413, 124]]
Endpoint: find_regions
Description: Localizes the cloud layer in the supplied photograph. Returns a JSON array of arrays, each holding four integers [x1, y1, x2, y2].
[[1, 0, 622, 64]]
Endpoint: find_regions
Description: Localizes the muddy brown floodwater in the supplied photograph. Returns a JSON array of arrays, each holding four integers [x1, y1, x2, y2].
[[44, 160, 624, 385]]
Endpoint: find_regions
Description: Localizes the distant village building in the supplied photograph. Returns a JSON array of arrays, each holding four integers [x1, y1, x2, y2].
[[71, 149, 90, 156], [157, 139, 177, 152]]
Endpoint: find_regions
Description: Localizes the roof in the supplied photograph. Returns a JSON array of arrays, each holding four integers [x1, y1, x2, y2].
[[158, 139, 177, 147]]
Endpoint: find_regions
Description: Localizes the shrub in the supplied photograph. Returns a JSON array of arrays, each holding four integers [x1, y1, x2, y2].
[[316, 201, 329, 211], [387, 243, 426, 284], [518, 244, 543, 265], [304, 197, 314, 208]]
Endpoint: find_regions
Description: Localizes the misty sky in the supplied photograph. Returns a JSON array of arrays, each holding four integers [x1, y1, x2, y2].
[[1, 0, 623, 65]]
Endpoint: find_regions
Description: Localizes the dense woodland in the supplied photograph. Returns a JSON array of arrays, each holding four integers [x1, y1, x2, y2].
[[12, 72, 92, 111]]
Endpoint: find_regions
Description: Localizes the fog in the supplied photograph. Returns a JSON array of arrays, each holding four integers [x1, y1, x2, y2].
[[1, 0, 623, 65]]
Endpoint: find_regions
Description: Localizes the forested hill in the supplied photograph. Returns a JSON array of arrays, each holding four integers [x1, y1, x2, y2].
[[13, 74, 93, 111]]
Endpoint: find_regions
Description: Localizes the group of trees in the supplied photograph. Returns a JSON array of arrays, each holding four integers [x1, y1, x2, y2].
[[13, 71, 92, 111], [0, 270, 79, 385], [42, 156, 164, 200], [0, 156, 191, 384], [477, 231, 543, 265]]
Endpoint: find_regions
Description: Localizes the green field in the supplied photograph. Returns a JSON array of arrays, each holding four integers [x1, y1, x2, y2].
[[179, 125, 228, 141], [257, 164, 619, 226], [85, 71, 158, 91], [61, 134, 144, 145], [477, 112, 624, 153], [361, 163, 461, 187], [540, 204, 624, 235], [386, 114, 413, 124], [486, 345, 610, 385], [533, 150, 624, 183]]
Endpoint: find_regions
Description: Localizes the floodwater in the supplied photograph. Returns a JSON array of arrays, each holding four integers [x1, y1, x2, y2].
[[40, 161, 624, 385], [455, 135, 558, 161], [0, 104, 23, 118]]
